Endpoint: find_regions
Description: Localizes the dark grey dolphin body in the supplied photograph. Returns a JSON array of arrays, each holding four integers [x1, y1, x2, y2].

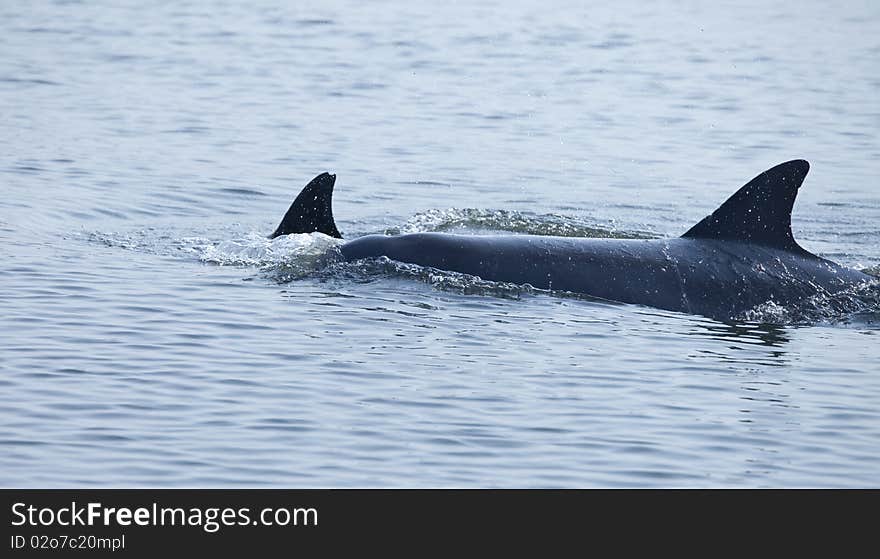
[[269, 160, 873, 320]]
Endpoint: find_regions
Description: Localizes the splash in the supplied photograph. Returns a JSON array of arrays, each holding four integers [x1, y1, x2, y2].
[[198, 232, 342, 269], [740, 279, 880, 326], [87, 228, 343, 279], [387, 208, 655, 239], [861, 265, 880, 278], [191, 231, 345, 281], [317, 257, 543, 299]]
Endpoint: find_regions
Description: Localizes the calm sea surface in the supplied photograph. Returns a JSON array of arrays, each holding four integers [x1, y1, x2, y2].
[[1, 0, 878, 487]]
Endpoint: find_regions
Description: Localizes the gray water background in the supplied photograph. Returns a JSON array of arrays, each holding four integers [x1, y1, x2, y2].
[[1, 0, 879, 487]]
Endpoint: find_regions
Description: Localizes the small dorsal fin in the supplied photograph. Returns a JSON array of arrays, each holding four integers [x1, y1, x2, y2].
[[681, 159, 812, 255], [269, 172, 342, 239]]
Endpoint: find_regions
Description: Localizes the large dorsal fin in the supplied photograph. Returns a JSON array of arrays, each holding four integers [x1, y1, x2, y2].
[[270, 172, 342, 239], [681, 159, 812, 255]]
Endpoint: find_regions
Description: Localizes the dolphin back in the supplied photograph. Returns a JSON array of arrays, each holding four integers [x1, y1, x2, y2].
[[681, 160, 814, 256]]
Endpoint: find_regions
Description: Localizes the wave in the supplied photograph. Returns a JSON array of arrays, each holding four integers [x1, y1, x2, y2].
[[739, 279, 880, 327]]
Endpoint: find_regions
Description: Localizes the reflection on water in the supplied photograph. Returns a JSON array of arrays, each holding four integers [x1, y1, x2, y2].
[[696, 321, 790, 348], [687, 320, 790, 367]]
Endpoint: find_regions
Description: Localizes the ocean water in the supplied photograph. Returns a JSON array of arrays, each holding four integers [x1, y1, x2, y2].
[[1, 0, 878, 487]]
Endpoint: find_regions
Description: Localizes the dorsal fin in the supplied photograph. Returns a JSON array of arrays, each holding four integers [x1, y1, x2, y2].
[[681, 159, 812, 255], [269, 172, 342, 239]]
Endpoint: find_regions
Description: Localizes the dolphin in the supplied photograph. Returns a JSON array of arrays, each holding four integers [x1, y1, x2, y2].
[[268, 160, 874, 320]]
